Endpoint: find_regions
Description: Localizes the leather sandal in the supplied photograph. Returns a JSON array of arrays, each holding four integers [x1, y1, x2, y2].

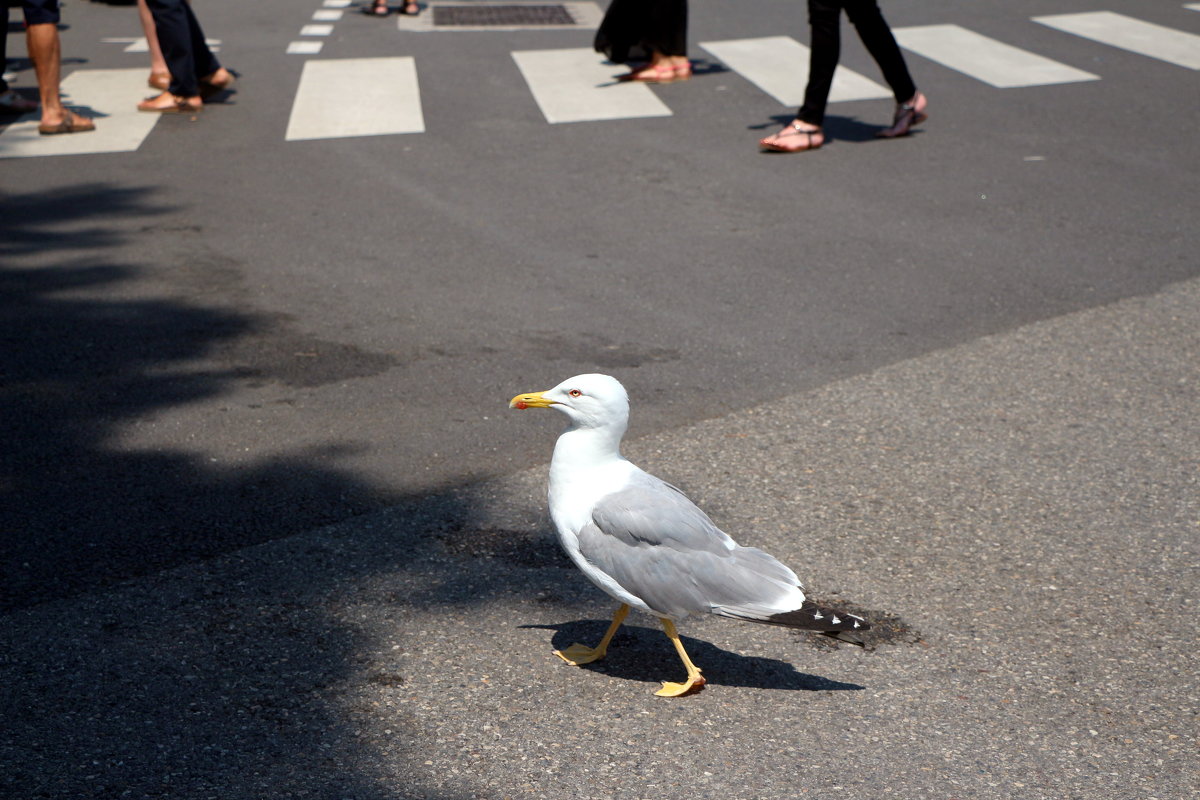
[[760, 122, 824, 153], [877, 92, 928, 138], [38, 110, 96, 135]]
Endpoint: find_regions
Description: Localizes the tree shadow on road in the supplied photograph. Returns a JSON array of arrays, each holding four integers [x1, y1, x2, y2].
[[0, 182, 453, 799], [0, 183, 402, 612]]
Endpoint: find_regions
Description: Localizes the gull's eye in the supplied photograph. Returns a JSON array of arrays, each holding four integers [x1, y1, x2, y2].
[[568, 389, 583, 398]]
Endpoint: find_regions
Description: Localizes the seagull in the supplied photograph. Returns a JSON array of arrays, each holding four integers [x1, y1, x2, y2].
[[510, 373, 869, 697]]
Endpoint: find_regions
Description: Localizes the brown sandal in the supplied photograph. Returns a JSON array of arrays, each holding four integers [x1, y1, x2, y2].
[[38, 110, 96, 135]]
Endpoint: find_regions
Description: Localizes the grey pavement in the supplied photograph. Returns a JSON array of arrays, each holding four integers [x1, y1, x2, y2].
[[4, 275, 1196, 799], [5, 0, 1200, 613]]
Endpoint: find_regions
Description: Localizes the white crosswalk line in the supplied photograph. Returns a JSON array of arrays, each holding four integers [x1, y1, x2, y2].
[[285, 57, 424, 141], [0, 69, 158, 159], [512, 48, 671, 124], [1187, 3, 1200, 12], [287, 41, 324, 55], [700, 36, 890, 106], [893, 24, 1099, 88], [1034, 11, 1200, 70]]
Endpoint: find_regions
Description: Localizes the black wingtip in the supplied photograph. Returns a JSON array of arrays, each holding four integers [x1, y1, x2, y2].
[[768, 600, 871, 634]]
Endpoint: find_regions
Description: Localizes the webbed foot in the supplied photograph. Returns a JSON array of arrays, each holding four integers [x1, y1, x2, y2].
[[554, 643, 607, 666], [655, 672, 706, 697]]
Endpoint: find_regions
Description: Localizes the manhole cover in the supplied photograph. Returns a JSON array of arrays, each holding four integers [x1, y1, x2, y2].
[[434, 4, 575, 25]]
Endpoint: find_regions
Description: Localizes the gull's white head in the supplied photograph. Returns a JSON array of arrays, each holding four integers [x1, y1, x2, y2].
[[509, 373, 630, 432]]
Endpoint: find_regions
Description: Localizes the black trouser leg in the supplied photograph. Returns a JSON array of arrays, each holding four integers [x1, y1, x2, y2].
[[145, 0, 220, 97], [797, 0, 842, 127], [844, 0, 915, 103], [182, 2, 220, 80]]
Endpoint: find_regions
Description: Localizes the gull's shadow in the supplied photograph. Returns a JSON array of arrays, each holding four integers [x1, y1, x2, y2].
[[522, 619, 865, 692]]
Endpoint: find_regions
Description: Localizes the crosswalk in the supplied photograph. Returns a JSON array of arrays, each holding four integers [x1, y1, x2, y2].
[[891, 24, 1099, 88], [0, 69, 158, 159], [285, 57, 425, 140], [1034, 11, 1200, 71], [3, 7, 1198, 157], [700, 36, 891, 105]]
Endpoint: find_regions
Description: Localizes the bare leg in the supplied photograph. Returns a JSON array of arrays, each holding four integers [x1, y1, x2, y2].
[[554, 604, 629, 665], [138, 0, 170, 89], [655, 618, 706, 697], [26, 22, 62, 126]]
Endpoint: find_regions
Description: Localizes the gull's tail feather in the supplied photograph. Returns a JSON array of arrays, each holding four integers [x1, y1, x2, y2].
[[766, 600, 870, 647]]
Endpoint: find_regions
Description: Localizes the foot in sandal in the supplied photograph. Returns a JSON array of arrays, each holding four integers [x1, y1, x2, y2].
[[759, 120, 824, 153], [877, 91, 928, 138]]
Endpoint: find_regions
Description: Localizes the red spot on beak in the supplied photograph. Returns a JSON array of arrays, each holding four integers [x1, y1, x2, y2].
[[515, 401, 528, 410]]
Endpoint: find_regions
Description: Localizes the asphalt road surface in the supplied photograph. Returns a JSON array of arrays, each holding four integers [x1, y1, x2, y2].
[[2, 0, 1197, 797]]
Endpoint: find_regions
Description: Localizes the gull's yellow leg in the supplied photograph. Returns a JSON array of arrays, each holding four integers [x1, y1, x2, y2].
[[555, 603, 630, 666], [655, 618, 706, 697]]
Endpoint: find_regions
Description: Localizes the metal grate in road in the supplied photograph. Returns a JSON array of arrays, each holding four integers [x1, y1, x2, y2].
[[433, 4, 575, 26]]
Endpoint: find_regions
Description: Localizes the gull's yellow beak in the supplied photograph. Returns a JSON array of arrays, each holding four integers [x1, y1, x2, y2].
[[509, 390, 557, 410]]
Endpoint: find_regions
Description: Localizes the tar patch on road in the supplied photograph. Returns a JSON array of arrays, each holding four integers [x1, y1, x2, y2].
[[799, 597, 923, 652]]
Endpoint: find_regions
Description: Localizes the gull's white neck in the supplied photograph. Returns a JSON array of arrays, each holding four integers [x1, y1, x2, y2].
[[547, 422, 636, 532], [549, 424, 625, 481]]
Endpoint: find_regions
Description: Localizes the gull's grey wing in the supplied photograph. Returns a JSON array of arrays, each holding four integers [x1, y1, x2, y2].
[[577, 476, 803, 619]]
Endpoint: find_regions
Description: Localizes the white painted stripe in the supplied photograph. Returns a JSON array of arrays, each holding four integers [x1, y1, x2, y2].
[[1034, 11, 1200, 70], [1187, 3, 1200, 12], [285, 57, 424, 141], [103, 36, 219, 53], [301, 24, 335, 36], [512, 48, 671, 124], [324, 0, 353, 6], [313, 9, 344, 21], [0, 69, 159, 159], [287, 41, 324, 55], [893, 24, 1099, 87], [700, 36, 890, 106]]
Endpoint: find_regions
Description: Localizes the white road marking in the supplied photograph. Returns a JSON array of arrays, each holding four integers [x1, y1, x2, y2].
[[511, 48, 671, 124], [893, 24, 1099, 87], [285, 57, 424, 141], [1034, 11, 1200, 70], [700, 36, 890, 106], [324, 0, 353, 6], [313, 9, 344, 21], [300, 24, 335, 36], [0, 69, 159, 159], [287, 41, 325, 55], [102, 37, 220, 53]]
